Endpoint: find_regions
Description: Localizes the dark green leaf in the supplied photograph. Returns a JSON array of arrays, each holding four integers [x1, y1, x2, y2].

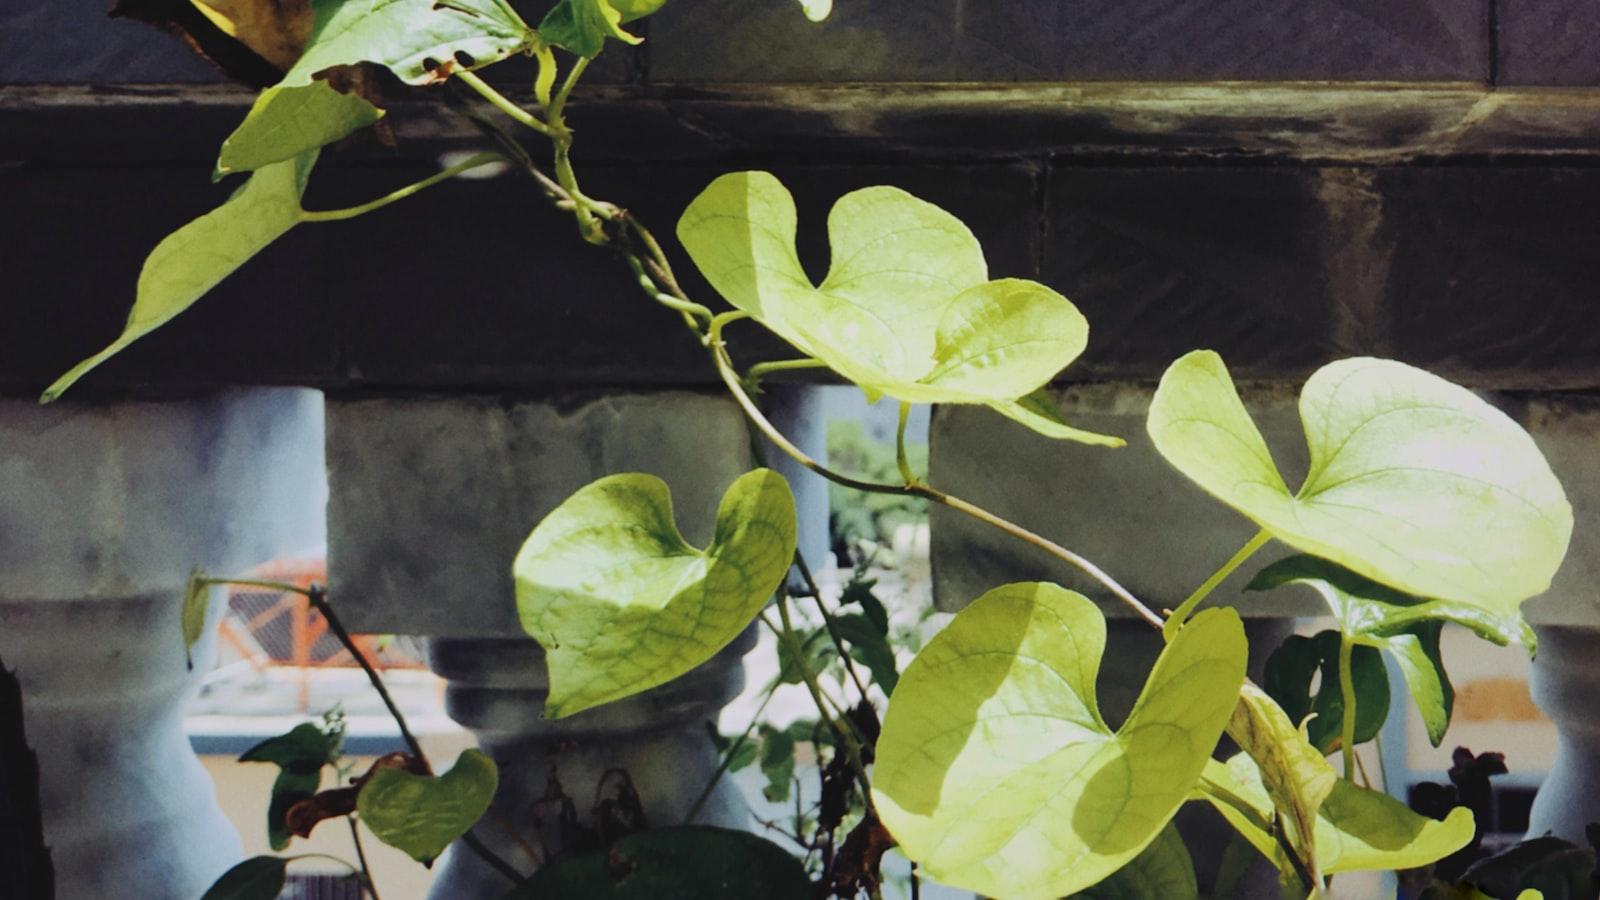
[[201, 855, 288, 900], [503, 826, 813, 899], [537, 0, 640, 57], [239, 723, 340, 772], [776, 628, 836, 687], [833, 613, 899, 696], [1070, 823, 1199, 899], [267, 769, 320, 851], [839, 575, 889, 635], [1262, 630, 1390, 755], [704, 724, 760, 774], [758, 725, 796, 803], [1461, 836, 1595, 900]]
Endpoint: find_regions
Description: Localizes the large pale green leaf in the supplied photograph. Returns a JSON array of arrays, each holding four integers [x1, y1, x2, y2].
[[1070, 823, 1198, 900], [1200, 752, 1475, 876], [357, 749, 497, 865], [219, 0, 533, 175], [503, 826, 813, 899], [677, 172, 1120, 446], [1148, 350, 1572, 616], [514, 469, 796, 717], [872, 583, 1245, 899], [43, 153, 316, 402], [1249, 554, 1531, 746]]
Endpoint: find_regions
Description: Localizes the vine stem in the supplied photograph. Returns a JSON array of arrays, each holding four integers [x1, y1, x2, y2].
[[895, 401, 918, 485], [708, 342, 1166, 630], [347, 818, 382, 900], [1338, 632, 1358, 782], [454, 69, 553, 136], [746, 358, 829, 382], [300, 153, 508, 223], [1163, 529, 1271, 641], [683, 686, 777, 825], [768, 597, 873, 803]]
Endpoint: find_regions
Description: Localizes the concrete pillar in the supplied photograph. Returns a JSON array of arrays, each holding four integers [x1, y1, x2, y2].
[[324, 391, 761, 897], [0, 389, 326, 900], [1517, 395, 1600, 841]]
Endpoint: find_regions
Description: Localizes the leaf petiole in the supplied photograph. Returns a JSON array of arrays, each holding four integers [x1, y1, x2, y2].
[[300, 153, 508, 223], [1164, 528, 1271, 642], [454, 69, 553, 136]]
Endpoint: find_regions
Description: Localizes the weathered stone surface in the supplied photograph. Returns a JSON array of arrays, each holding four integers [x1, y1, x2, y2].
[[1498, 0, 1600, 85], [1515, 393, 1600, 626], [927, 382, 1319, 618], [1383, 167, 1600, 389], [1044, 166, 1383, 381], [0, 389, 326, 600], [650, 0, 1488, 82], [325, 390, 752, 636]]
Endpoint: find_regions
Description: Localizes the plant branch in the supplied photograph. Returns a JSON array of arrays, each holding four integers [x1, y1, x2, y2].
[[767, 598, 874, 804], [683, 687, 776, 825], [895, 401, 918, 486], [300, 153, 507, 223], [1338, 632, 1357, 783], [1164, 529, 1271, 641], [454, 69, 553, 136], [790, 552, 874, 706], [747, 358, 829, 382], [347, 818, 382, 900]]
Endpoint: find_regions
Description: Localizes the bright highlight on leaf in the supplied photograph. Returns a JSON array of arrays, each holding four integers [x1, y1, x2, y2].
[[1148, 350, 1572, 618], [796, 0, 833, 22], [677, 171, 1121, 446], [514, 469, 797, 718], [219, 0, 534, 175], [42, 152, 318, 402], [358, 748, 498, 865], [872, 583, 1245, 899]]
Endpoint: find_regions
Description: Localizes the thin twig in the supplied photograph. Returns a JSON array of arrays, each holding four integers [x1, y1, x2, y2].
[[347, 817, 382, 900]]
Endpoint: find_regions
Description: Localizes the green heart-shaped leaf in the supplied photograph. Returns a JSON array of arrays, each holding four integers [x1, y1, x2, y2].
[[357, 748, 497, 865], [514, 469, 797, 718], [1249, 554, 1531, 746], [872, 583, 1246, 899], [1200, 752, 1474, 876], [1148, 350, 1572, 617], [1069, 823, 1198, 900], [539, 0, 641, 57], [1262, 630, 1390, 755], [219, 0, 533, 175], [677, 172, 1121, 446], [201, 856, 288, 900], [44, 153, 317, 401], [503, 826, 813, 899]]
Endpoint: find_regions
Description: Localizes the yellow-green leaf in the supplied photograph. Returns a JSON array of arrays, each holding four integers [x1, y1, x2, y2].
[[1148, 350, 1572, 619], [43, 153, 316, 401], [218, 0, 533, 175], [514, 469, 797, 717], [873, 583, 1245, 899], [677, 171, 1120, 446], [358, 749, 498, 865]]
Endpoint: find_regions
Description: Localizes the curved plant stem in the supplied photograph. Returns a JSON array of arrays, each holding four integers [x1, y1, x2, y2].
[[548, 56, 589, 122], [347, 817, 382, 900], [1339, 632, 1358, 782], [300, 153, 507, 223], [747, 358, 829, 382], [1164, 529, 1271, 641], [768, 597, 873, 802], [683, 687, 776, 825], [895, 401, 918, 485], [790, 552, 873, 706], [454, 69, 553, 136]]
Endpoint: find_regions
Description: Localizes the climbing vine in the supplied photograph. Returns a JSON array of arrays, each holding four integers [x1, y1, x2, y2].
[[56, 2, 1576, 898]]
